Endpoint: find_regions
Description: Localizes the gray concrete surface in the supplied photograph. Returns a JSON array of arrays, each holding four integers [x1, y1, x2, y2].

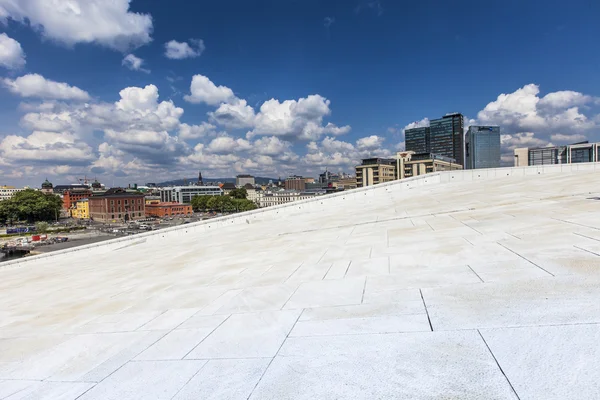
[[1, 167, 600, 399]]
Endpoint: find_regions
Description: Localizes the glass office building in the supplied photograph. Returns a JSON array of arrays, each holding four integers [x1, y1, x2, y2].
[[465, 126, 501, 169], [405, 127, 431, 154], [429, 113, 465, 166]]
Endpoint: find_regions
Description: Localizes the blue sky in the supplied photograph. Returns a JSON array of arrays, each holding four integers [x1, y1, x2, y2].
[[0, 0, 598, 187]]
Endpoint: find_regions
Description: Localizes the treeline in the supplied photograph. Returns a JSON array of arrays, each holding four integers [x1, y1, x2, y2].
[[191, 188, 257, 213], [0, 189, 63, 224]]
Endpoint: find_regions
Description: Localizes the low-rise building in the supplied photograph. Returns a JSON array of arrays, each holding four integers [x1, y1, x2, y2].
[[145, 202, 193, 218], [40, 179, 54, 194], [258, 190, 324, 208], [144, 195, 161, 205], [514, 141, 599, 166], [159, 186, 222, 204], [0, 186, 26, 201], [355, 158, 397, 187], [396, 151, 462, 179], [221, 182, 236, 195], [63, 188, 93, 210], [243, 184, 262, 205], [71, 199, 90, 219], [89, 188, 146, 222]]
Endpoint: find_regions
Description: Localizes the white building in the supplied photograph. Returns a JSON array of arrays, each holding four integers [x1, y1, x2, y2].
[[159, 186, 222, 204], [258, 189, 325, 208], [244, 186, 263, 205], [236, 175, 255, 187], [0, 186, 27, 201]]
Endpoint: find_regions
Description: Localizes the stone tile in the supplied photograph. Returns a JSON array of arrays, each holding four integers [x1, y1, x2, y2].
[[290, 314, 430, 336], [70, 312, 162, 333], [299, 302, 425, 321], [215, 284, 297, 314], [283, 278, 365, 309], [481, 324, 600, 400], [423, 277, 600, 330], [137, 308, 200, 331], [250, 331, 517, 399], [0, 380, 32, 399], [173, 358, 270, 400], [373, 265, 482, 289], [185, 310, 301, 359], [5, 381, 94, 400], [345, 257, 390, 277], [136, 327, 222, 360], [78, 360, 205, 400], [284, 263, 331, 284], [195, 289, 244, 315], [0, 335, 68, 362], [0, 332, 149, 381], [322, 261, 350, 280], [176, 314, 229, 330]]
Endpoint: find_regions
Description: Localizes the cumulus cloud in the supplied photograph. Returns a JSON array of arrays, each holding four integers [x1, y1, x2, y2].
[[0, 0, 153, 51], [206, 135, 252, 154], [184, 74, 236, 105], [3, 74, 90, 100], [164, 39, 205, 59], [303, 135, 391, 170], [0, 131, 94, 164], [209, 99, 256, 128], [178, 122, 216, 140], [0, 33, 25, 69], [122, 54, 149, 73], [474, 83, 600, 165]]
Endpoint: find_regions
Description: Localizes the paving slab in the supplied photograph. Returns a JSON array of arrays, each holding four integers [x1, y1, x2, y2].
[[481, 324, 600, 400], [78, 360, 205, 400], [250, 331, 518, 399]]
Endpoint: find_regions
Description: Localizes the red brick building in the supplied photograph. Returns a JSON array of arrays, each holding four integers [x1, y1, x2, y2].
[[89, 188, 145, 222], [63, 189, 93, 210], [145, 202, 193, 218]]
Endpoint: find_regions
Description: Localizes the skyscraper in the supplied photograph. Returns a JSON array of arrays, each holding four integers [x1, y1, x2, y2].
[[465, 126, 501, 169], [405, 127, 431, 154], [429, 113, 464, 166]]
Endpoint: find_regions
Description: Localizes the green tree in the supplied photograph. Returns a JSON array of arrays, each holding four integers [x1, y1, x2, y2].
[[206, 195, 220, 211], [1, 189, 62, 223], [233, 199, 257, 212], [35, 221, 49, 233], [191, 195, 209, 211], [228, 188, 247, 199]]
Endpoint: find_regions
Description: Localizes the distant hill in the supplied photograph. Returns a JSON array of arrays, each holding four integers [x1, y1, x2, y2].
[[157, 176, 278, 186]]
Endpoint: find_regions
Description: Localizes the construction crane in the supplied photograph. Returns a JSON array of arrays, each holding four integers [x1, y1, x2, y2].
[[77, 176, 90, 186]]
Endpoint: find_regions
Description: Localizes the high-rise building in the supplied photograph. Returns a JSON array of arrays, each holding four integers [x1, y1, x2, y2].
[[405, 127, 431, 154], [429, 113, 464, 166], [285, 176, 306, 191], [236, 174, 255, 187], [465, 126, 501, 169]]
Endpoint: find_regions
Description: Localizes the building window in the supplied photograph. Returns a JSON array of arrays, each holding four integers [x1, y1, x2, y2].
[[138, 199, 141, 204], [111, 214, 114, 219], [118, 214, 121, 218], [117, 200, 121, 205], [124, 199, 128, 205], [110, 200, 114, 205]]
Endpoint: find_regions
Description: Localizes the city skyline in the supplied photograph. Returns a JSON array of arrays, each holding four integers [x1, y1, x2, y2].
[[0, 0, 599, 187]]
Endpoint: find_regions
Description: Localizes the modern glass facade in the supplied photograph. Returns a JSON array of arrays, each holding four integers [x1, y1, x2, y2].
[[429, 113, 464, 166], [528, 147, 567, 165], [465, 126, 501, 169], [405, 127, 431, 154]]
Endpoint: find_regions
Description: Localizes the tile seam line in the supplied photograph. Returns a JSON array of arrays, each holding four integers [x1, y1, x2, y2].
[[246, 309, 305, 400], [496, 242, 555, 277], [477, 329, 522, 400], [419, 289, 433, 332], [168, 359, 209, 400], [182, 314, 232, 360]]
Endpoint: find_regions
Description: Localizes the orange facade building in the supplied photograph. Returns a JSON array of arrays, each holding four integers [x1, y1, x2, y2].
[[63, 189, 93, 210], [145, 202, 193, 218]]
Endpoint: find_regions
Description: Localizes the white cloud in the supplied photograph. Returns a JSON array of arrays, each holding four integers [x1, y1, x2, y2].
[[209, 99, 256, 128], [178, 122, 216, 140], [122, 54, 149, 73], [184, 74, 236, 105], [21, 111, 74, 132], [164, 39, 205, 59], [206, 135, 252, 154], [3, 74, 90, 100], [0, 33, 25, 69], [252, 136, 292, 156], [539, 91, 593, 109], [0, 0, 153, 51], [356, 135, 385, 150], [401, 117, 430, 135], [0, 131, 94, 164], [550, 133, 587, 143]]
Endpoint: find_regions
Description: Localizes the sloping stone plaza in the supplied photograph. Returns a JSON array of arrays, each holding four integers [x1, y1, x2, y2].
[[1, 166, 600, 399]]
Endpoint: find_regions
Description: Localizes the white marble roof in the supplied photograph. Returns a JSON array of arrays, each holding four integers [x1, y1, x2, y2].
[[1, 166, 600, 399]]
